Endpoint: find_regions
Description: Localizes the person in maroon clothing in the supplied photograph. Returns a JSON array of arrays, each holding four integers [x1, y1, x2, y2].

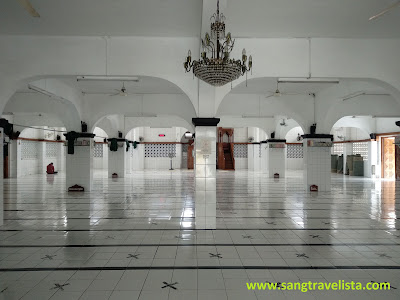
[[46, 162, 58, 174]]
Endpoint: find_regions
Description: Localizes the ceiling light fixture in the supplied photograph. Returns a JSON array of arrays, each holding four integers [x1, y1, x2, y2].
[[369, 1, 400, 21], [125, 114, 158, 118], [28, 84, 68, 102], [242, 115, 274, 119], [183, 0, 252, 86], [372, 115, 400, 118], [77, 76, 140, 82], [278, 79, 340, 84], [342, 92, 390, 101]]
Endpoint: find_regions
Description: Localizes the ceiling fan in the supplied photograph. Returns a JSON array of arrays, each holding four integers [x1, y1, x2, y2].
[[265, 81, 304, 99], [16, 0, 40, 17], [110, 82, 129, 97], [369, 1, 400, 21]]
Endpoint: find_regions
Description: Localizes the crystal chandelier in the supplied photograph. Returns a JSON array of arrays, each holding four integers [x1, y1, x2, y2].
[[183, 0, 252, 87]]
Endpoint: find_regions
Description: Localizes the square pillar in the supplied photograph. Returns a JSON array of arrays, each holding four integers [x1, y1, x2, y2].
[[132, 143, 144, 171], [248, 143, 261, 171], [8, 140, 17, 178], [57, 142, 65, 172], [343, 143, 353, 175], [108, 149, 126, 178], [38, 142, 46, 174], [248, 144, 254, 171], [66, 138, 93, 192], [125, 146, 131, 175], [108, 140, 126, 178], [303, 134, 333, 192], [260, 142, 268, 173], [267, 139, 287, 178], [193, 118, 219, 230], [254, 144, 261, 171], [0, 130, 3, 226]]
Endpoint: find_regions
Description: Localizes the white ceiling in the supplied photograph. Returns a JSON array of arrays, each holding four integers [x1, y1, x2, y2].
[[0, 0, 202, 37], [225, 0, 400, 38], [1, 0, 400, 38]]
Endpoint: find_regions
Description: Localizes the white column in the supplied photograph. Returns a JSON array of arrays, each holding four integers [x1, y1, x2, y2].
[[254, 144, 261, 171], [262, 142, 269, 173], [38, 142, 46, 174], [248, 144, 254, 171], [369, 140, 378, 178], [175, 144, 182, 169], [267, 140, 287, 178], [66, 138, 93, 192], [0, 130, 3, 225], [102, 144, 108, 171], [343, 143, 353, 175], [132, 144, 144, 170], [303, 137, 332, 192], [108, 142, 126, 178], [8, 140, 17, 178], [195, 126, 217, 229], [57, 143, 65, 172], [16, 139, 22, 178], [125, 146, 131, 175]]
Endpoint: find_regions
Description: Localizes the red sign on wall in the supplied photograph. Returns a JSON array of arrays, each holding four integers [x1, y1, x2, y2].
[[159, 134, 165, 137]]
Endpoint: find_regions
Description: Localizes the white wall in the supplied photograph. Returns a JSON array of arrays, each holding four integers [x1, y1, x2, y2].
[[14, 127, 65, 177], [144, 144, 182, 170], [123, 127, 189, 171], [234, 128, 248, 143], [143, 127, 181, 142]]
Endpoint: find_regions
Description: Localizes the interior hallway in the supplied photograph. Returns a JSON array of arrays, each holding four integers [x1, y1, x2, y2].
[[0, 171, 399, 299]]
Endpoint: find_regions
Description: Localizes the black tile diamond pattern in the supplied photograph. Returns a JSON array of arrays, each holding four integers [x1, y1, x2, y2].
[[287, 144, 303, 159], [21, 141, 39, 160], [93, 143, 103, 158], [145, 144, 176, 158], [45, 142, 58, 158], [233, 144, 248, 158]]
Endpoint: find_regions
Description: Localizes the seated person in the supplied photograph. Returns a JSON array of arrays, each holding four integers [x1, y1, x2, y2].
[[46, 162, 58, 174]]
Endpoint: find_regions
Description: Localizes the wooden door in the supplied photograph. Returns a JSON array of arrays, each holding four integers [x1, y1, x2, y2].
[[382, 137, 395, 179], [187, 144, 194, 169], [396, 143, 400, 181]]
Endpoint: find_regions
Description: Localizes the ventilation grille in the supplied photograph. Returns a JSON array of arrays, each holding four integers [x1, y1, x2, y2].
[[46, 142, 58, 158], [145, 144, 176, 158], [332, 143, 344, 155], [287, 144, 303, 159], [93, 143, 104, 158], [21, 141, 39, 160], [352, 142, 368, 161], [234, 144, 248, 158]]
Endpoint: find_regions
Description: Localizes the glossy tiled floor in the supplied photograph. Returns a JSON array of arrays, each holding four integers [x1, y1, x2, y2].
[[0, 170, 400, 299]]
